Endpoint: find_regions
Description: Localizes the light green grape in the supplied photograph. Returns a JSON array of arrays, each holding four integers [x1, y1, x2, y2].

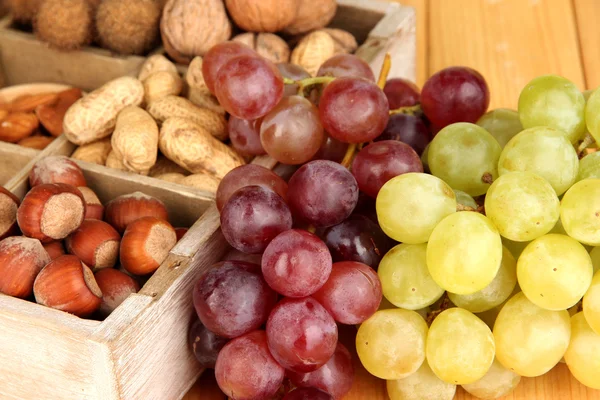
[[591, 247, 600, 274], [498, 126, 579, 195], [461, 358, 521, 400], [518, 75, 586, 144], [518, 234, 593, 311], [577, 152, 600, 182], [584, 89, 594, 102], [421, 143, 430, 172], [376, 173, 456, 244], [426, 308, 495, 385], [583, 270, 600, 335], [493, 292, 571, 377], [476, 287, 520, 330], [428, 123, 502, 196], [585, 89, 600, 144], [378, 243, 445, 310], [427, 212, 502, 294], [356, 309, 427, 380], [484, 171, 560, 241], [561, 179, 600, 246], [476, 108, 523, 148], [564, 312, 600, 389], [448, 246, 517, 313], [454, 189, 478, 209], [387, 360, 456, 400], [501, 237, 530, 259]]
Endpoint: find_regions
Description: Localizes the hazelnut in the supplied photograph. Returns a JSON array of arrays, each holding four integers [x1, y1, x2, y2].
[[232, 33, 290, 64], [66, 219, 121, 271], [104, 192, 168, 234], [120, 216, 177, 275], [175, 227, 188, 241], [0, 236, 51, 298], [29, 156, 87, 188], [225, 0, 297, 33], [0, 186, 20, 240], [43, 241, 66, 260], [33, 255, 102, 317], [17, 183, 86, 243], [94, 268, 140, 317], [77, 186, 104, 220]]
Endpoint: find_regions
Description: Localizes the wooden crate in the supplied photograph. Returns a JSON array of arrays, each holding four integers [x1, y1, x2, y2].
[[0, 1, 417, 399], [0, 17, 155, 91], [0, 142, 37, 186]]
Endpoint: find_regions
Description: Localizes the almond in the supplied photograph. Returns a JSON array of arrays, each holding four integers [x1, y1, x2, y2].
[[10, 93, 59, 112], [0, 113, 39, 143], [36, 88, 83, 137], [17, 135, 55, 150], [0, 109, 8, 121]]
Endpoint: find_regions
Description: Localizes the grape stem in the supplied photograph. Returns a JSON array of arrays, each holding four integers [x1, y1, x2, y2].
[[426, 292, 451, 325], [296, 76, 336, 96], [341, 143, 358, 168], [307, 225, 316, 234], [389, 104, 422, 116], [577, 133, 596, 158], [377, 53, 392, 90]]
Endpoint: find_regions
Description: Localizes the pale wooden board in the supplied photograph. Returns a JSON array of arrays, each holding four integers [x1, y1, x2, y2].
[[573, 0, 600, 90], [0, 142, 38, 185]]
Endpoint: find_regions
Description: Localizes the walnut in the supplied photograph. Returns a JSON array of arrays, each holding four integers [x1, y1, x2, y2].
[[232, 32, 290, 63], [225, 0, 297, 33], [291, 30, 335, 76], [284, 0, 337, 35]]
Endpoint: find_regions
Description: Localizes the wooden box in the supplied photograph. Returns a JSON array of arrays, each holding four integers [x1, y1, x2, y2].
[[0, 142, 37, 186], [0, 1, 417, 399]]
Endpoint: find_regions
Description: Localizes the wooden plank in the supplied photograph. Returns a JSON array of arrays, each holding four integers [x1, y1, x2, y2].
[[573, 0, 600, 90], [428, 0, 585, 109], [0, 142, 38, 185]]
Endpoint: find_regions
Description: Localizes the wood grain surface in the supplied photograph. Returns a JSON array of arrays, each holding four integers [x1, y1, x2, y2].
[[185, 1, 600, 399]]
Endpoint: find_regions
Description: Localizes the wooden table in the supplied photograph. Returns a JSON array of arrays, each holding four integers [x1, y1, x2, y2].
[[185, 0, 600, 398]]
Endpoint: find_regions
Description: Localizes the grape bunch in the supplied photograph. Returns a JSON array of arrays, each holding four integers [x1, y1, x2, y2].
[[189, 38, 600, 400]]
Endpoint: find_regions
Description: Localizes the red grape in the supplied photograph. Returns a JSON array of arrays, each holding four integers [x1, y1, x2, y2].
[[317, 54, 375, 81], [277, 63, 311, 97], [215, 330, 285, 400], [260, 96, 324, 165], [351, 140, 423, 198], [319, 77, 389, 143], [287, 160, 359, 227], [287, 343, 355, 399], [261, 229, 332, 297], [228, 117, 265, 156], [188, 319, 229, 369], [192, 261, 277, 338], [421, 66, 490, 128], [221, 185, 292, 254], [283, 388, 333, 400], [312, 136, 348, 163], [322, 214, 392, 269], [383, 78, 420, 109], [202, 41, 258, 94], [312, 261, 382, 324], [266, 297, 338, 372], [376, 113, 432, 155], [222, 248, 263, 265], [216, 164, 288, 211], [215, 55, 284, 120]]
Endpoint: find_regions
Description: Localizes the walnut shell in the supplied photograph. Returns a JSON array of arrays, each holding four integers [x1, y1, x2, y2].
[[284, 0, 337, 35], [138, 54, 178, 81], [322, 28, 358, 54], [160, 0, 232, 64], [291, 30, 336, 76], [142, 71, 183, 104], [232, 32, 290, 63], [159, 117, 244, 178], [225, 0, 297, 33], [63, 76, 144, 145], [71, 137, 112, 165], [111, 106, 158, 174], [146, 95, 227, 141], [149, 155, 190, 176], [181, 173, 220, 192]]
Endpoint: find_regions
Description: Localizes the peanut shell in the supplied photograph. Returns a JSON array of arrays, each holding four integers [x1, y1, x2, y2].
[[111, 106, 158, 174], [71, 137, 112, 165], [138, 54, 179, 82], [142, 71, 183, 104]]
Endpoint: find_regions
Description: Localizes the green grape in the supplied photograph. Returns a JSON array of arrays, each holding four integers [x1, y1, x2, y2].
[[378, 296, 397, 311], [591, 247, 600, 274], [584, 89, 594, 102], [476, 108, 523, 148], [476, 287, 520, 329], [378, 243, 445, 310], [387, 360, 456, 400], [356, 309, 427, 380], [428, 123, 502, 196], [583, 270, 600, 334], [448, 246, 517, 313], [484, 171, 560, 241], [454, 189, 478, 209], [426, 308, 495, 385], [518, 75, 586, 144], [564, 312, 600, 389], [421, 143, 430, 172], [577, 152, 600, 182], [376, 173, 456, 244], [427, 212, 502, 295], [518, 234, 593, 311], [498, 126, 579, 195], [585, 89, 600, 144], [493, 292, 571, 377], [501, 237, 530, 259], [461, 358, 521, 399], [561, 179, 600, 246]]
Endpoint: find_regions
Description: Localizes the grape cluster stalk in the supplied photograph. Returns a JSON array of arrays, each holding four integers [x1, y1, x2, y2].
[[188, 39, 600, 400]]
